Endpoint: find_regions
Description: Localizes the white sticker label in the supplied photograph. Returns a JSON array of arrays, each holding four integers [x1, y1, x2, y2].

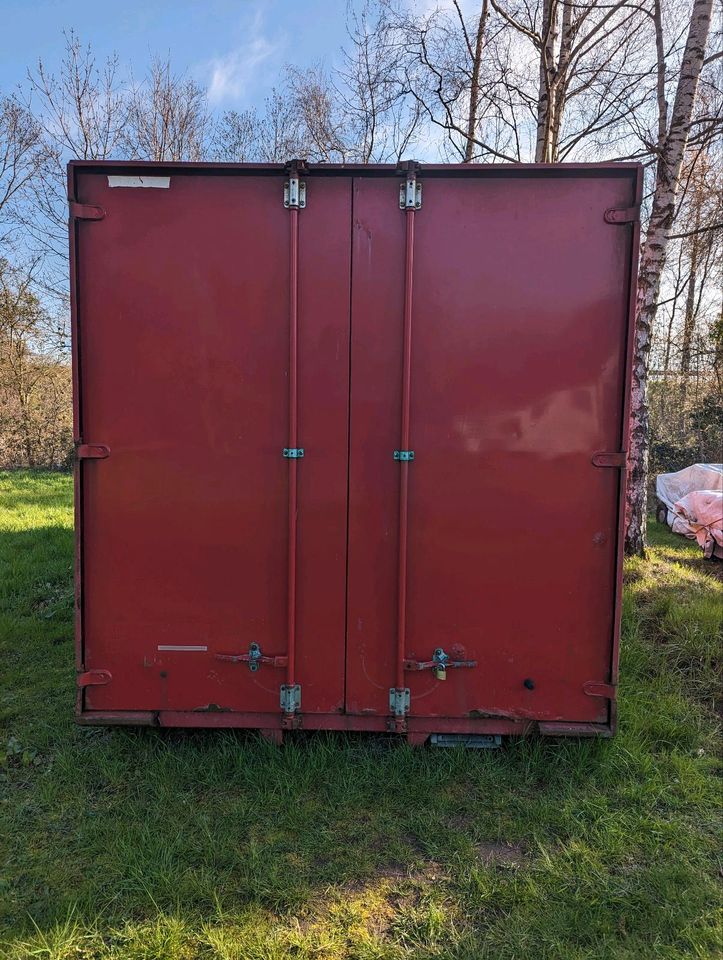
[[157, 644, 208, 652], [108, 176, 171, 189]]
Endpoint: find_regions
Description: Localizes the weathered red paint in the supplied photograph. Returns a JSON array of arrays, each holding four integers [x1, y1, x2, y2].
[[69, 160, 642, 743]]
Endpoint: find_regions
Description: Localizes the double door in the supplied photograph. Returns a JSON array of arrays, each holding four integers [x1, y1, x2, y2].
[[72, 163, 638, 728]]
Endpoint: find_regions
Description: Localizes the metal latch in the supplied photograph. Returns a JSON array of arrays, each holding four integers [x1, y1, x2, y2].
[[284, 179, 306, 209], [399, 179, 422, 210], [404, 647, 477, 680], [283, 448, 305, 459], [280, 684, 301, 713], [77, 669, 112, 687], [394, 450, 415, 461], [389, 687, 410, 716], [216, 643, 288, 672]]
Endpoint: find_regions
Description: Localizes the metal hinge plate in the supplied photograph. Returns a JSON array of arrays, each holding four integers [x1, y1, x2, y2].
[[283, 448, 305, 459], [69, 201, 105, 221], [394, 450, 415, 461], [76, 443, 110, 460], [389, 687, 410, 717], [592, 451, 627, 468], [78, 669, 112, 687], [604, 206, 639, 224], [583, 680, 617, 699], [284, 179, 306, 209], [399, 180, 422, 210], [280, 684, 301, 713]]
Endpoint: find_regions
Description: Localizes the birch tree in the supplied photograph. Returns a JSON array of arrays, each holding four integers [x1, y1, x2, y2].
[[625, 0, 715, 555]]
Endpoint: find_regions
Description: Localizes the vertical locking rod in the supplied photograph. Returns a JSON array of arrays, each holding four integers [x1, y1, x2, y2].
[[393, 162, 419, 729], [284, 161, 304, 719]]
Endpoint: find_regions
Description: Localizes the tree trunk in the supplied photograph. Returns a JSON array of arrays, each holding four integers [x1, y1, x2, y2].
[[625, 0, 713, 555], [680, 220, 701, 377], [463, 1, 489, 162], [535, 0, 559, 162], [549, 0, 573, 161]]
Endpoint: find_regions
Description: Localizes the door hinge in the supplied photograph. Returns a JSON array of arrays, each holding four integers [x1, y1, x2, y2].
[[69, 201, 105, 221], [76, 443, 110, 460], [284, 178, 306, 209], [216, 643, 287, 672], [592, 451, 627, 468], [283, 447, 305, 459], [280, 684, 301, 713], [78, 669, 112, 687], [583, 680, 617, 699], [399, 179, 422, 210], [394, 450, 415, 461], [389, 687, 410, 717], [604, 206, 639, 224]]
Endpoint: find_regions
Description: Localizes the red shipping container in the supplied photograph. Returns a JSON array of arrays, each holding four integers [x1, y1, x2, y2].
[[69, 160, 642, 745]]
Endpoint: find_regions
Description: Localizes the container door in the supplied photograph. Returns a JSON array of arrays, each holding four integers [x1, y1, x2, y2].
[[74, 170, 351, 715], [346, 173, 635, 725]]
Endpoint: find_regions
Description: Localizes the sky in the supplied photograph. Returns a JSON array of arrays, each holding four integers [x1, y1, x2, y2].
[[1, 0, 352, 112]]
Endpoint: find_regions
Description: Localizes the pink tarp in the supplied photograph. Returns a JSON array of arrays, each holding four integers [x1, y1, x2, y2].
[[656, 464, 723, 559]]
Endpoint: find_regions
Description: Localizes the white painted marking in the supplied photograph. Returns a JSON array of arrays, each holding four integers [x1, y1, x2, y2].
[[157, 645, 208, 652], [108, 176, 171, 189]]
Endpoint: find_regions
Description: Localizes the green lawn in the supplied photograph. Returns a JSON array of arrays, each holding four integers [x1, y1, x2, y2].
[[1, 470, 721, 960]]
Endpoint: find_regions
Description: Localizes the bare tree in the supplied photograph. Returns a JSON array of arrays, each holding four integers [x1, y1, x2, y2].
[[211, 108, 258, 162], [486, 0, 654, 162], [389, 0, 518, 161], [286, 66, 351, 162], [338, 1, 422, 162], [24, 31, 126, 296], [255, 88, 311, 162], [625, 0, 715, 555], [0, 96, 43, 243], [123, 57, 211, 162]]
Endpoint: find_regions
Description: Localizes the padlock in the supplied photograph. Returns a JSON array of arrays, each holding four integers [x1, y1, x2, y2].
[[435, 667, 447, 681]]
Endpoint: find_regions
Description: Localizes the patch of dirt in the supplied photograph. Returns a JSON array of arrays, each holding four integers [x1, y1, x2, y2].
[[377, 859, 443, 883], [475, 841, 528, 867], [449, 814, 474, 831], [400, 832, 426, 854]]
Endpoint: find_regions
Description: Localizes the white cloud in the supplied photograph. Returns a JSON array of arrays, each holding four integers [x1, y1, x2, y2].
[[206, 7, 284, 105]]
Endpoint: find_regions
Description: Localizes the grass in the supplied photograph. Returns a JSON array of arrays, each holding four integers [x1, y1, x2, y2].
[[0, 470, 721, 960]]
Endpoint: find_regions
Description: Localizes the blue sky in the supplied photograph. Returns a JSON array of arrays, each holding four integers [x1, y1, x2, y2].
[[1, 0, 351, 111]]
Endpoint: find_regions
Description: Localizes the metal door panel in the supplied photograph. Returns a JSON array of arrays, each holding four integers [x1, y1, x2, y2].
[[346, 173, 636, 724], [74, 169, 351, 714]]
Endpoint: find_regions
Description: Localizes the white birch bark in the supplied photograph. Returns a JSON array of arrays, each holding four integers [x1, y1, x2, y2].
[[625, 0, 714, 554], [535, 0, 560, 161]]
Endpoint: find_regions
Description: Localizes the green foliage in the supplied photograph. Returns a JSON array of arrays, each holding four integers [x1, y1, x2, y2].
[[649, 374, 723, 498], [0, 262, 73, 470], [1, 472, 721, 959]]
